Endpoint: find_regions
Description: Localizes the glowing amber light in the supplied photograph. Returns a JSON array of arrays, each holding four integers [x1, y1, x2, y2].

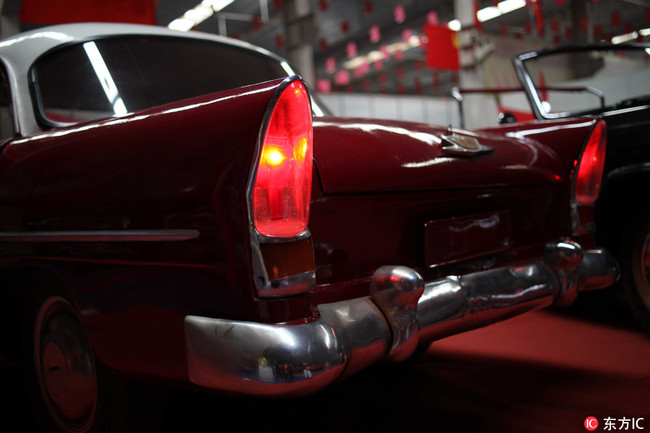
[[252, 81, 313, 238], [296, 137, 308, 160], [263, 146, 286, 166]]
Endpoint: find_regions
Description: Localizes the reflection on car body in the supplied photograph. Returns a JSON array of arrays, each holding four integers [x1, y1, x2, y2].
[[0, 24, 619, 433]]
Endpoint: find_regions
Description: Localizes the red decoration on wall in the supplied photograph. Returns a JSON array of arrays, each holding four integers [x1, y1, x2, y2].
[[380, 44, 390, 59], [325, 57, 336, 74], [356, 62, 370, 77], [539, 71, 548, 102], [427, 11, 439, 26], [319, 38, 329, 52], [19, 0, 156, 24], [414, 77, 423, 94], [363, 0, 373, 14], [579, 16, 588, 31], [273, 0, 283, 10], [593, 25, 603, 39], [369, 25, 381, 43], [393, 5, 406, 23], [378, 73, 387, 84], [334, 70, 350, 86], [318, 0, 329, 11], [396, 67, 405, 78], [275, 34, 284, 49], [500, 23, 508, 35], [397, 83, 406, 95], [555, 0, 566, 5], [524, 21, 531, 34], [252, 15, 262, 30], [341, 19, 350, 34], [550, 18, 560, 34], [346, 42, 357, 58], [373, 60, 383, 70], [611, 11, 621, 27], [565, 26, 573, 40], [316, 79, 331, 93], [401, 28, 413, 43], [532, 0, 544, 36], [424, 24, 460, 71]]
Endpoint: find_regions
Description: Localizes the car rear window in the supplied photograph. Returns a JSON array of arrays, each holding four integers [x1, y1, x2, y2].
[[31, 35, 289, 125]]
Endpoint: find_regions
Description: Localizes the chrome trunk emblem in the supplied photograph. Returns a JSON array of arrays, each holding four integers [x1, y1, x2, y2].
[[440, 134, 494, 157]]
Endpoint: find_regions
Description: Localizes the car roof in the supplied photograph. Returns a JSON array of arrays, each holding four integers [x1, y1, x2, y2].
[[0, 22, 283, 70], [0, 23, 288, 136]]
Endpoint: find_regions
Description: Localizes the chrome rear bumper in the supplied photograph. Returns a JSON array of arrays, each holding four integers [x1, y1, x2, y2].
[[184, 240, 618, 396]]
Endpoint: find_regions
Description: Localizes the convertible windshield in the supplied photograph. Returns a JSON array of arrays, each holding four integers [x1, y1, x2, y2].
[[31, 36, 291, 125], [521, 45, 650, 117]]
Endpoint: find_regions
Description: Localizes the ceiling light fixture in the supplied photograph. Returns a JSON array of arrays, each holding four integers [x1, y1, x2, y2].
[[168, 0, 235, 31], [447, 0, 525, 30], [342, 34, 422, 70]]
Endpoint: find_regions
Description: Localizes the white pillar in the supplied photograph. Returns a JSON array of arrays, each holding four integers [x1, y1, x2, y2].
[[282, 0, 315, 88]]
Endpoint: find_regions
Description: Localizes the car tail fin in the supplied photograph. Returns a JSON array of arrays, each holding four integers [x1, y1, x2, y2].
[[251, 79, 313, 238], [572, 119, 607, 234]]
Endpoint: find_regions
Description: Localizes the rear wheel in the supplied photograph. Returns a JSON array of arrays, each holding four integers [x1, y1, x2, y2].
[[622, 208, 650, 333], [24, 290, 127, 433]]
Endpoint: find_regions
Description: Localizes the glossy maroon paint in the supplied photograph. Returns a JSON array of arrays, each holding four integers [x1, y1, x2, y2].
[[0, 79, 297, 381], [0, 73, 601, 385], [308, 116, 598, 293], [313, 117, 594, 193]]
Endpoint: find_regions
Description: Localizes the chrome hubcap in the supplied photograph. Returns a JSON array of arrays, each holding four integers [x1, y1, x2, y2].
[[34, 296, 97, 433]]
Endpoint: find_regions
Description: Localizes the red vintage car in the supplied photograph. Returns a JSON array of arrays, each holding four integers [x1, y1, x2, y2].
[[0, 24, 618, 432]]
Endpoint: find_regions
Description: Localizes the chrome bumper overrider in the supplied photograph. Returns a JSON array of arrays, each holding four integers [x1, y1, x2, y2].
[[184, 240, 618, 396]]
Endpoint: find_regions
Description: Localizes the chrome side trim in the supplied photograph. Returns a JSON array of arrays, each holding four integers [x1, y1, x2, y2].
[[184, 240, 619, 396], [0, 229, 199, 242]]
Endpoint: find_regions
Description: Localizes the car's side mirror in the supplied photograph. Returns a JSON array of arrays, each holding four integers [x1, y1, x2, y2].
[[498, 112, 518, 124]]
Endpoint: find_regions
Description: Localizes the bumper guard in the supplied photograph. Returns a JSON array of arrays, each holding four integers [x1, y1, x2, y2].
[[184, 239, 618, 396]]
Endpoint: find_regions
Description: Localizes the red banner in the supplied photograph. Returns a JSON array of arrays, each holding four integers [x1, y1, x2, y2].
[[424, 23, 460, 71], [20, 0, 156, 25]]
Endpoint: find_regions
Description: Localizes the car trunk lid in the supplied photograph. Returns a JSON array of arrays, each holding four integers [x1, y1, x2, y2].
[[313, 117, 571, 194]]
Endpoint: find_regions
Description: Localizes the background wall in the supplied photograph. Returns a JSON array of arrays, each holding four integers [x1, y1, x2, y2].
[[318, 92, 461, 127]]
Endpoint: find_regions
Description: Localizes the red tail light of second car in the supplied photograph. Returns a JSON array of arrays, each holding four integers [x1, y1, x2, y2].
[[575, 119, 607, 206]]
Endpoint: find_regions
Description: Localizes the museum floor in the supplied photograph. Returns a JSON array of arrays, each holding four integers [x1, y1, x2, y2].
[[2, 286, 648, 433]]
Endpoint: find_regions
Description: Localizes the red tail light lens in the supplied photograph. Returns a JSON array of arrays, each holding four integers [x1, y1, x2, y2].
[[252, 81, 313, 237], [575, 119, 606, 205]]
